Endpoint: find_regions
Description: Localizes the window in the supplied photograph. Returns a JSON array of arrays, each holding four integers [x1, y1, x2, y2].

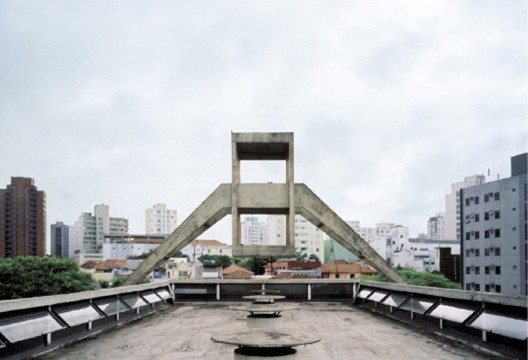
[[475, 249, 480, 257], [465, 198, 470, 206], [466, 284, 471, 290], [475, 231, 480, 239], [494, 192, 500, 200], [484, 194, 489, 202], [513, 227, 516, 231], [476, 284, 480, 291], [466, 250, 471, 257], [495, 266, 501, 274], [465, 232, 470, 240], [485, 230, 490, 239], [495, 248, 500, 256], [485, 284, 490, 292], [474, 196, 479, 204], [466, 267, 470, 275], [513, 265, 517, 270], [475, 214, 480, 222], [485, 248, 490, 256], [495, 285, 501, 293], [484, 212, 489, 221], [495, 210, 500, 219], [495, 229, 501, 238], [475, 267, 480, 274], [485, 266, 490, 274], [513, 207, 516, 211]]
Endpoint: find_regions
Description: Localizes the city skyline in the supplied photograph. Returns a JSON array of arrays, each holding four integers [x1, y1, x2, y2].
[[0, 1, 525, 244]]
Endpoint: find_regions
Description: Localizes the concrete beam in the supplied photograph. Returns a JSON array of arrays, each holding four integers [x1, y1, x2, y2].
[[295, 184, 406, 284], [124, 184, 232, 285]]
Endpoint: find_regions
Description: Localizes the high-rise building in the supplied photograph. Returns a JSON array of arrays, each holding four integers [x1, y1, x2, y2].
[[461, 153, 527, 296], [445, 175, 486, 241], [427, 212, 445, 240], [50, 222, 69, 258], [0, 177, 46, 257], [267, 215, 324, 261], [70, 204, 128, 256], [241, 216, 268, 246], [145, 203, 178, 236]]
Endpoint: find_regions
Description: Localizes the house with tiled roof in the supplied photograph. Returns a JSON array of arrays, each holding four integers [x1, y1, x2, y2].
[[223, 264, 254, 279], [321, 261, 377, 279], [181, 239, 232, 262]]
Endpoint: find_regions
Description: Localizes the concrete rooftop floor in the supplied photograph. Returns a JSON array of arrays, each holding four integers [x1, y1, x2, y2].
[[38, 302, 493, 360]]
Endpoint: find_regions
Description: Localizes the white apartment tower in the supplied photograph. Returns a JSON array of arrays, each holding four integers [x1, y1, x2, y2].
[[427, 212, 445, 240], [241, 216, 268, 246], [145, 203, 178, 236], [70, 204, 128, 255], [445, 175, 486, 241]]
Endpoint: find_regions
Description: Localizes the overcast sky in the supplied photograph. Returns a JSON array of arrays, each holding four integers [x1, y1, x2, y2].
[[1, 1, 526, 248]]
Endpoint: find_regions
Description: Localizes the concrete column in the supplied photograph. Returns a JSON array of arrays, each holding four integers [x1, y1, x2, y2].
[[307, 284, 312, 300], [216, 283, 221, 300], [439, 318, 444, 329]]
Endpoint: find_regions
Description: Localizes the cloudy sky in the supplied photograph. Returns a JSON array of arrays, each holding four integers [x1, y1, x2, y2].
[[0, 1, 526, 248]]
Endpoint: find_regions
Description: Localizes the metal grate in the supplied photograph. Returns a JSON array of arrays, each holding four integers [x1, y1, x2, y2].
[[428, 303, 478, 324], [0, 311, 64, 343], [399, 297, 436, 314], [94, 298, 129, 316], [469, 311, 528, 340], [54, 303, 103, 327], [382, 293, 408, 307]]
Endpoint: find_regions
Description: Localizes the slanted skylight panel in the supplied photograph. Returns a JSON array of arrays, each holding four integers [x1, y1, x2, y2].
[[357, 288, 374, 299], [469, 311, 528, 340], [0, 311, 64, 343], [367, 290, 389, 303], [54, 303, 103, 327], [121, 294, 148, 309], [382, 293, 408, 307], [94, 297, 129, 316], [399, 297, 436, 314], [428, 303, 478, 324], [141, 291, 162, 303]]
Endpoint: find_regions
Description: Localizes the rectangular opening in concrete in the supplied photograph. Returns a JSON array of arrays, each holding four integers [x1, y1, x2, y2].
[[240, 160, 286, 183], [239, 214, 286, 247]]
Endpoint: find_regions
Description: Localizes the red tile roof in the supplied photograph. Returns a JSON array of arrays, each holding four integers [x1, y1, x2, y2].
[[191, 239, 228, 247], [94, 259, 128, 271], [223, 264, 254, 279], [321, 262, 377, 275]]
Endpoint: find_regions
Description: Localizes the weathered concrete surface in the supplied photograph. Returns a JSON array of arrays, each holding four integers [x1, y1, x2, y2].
[[37, 303, 491, 360]]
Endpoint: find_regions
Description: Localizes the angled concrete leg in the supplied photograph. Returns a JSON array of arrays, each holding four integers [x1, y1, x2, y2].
[[124, 184, 232, 285], [295, 184, 406, 284]]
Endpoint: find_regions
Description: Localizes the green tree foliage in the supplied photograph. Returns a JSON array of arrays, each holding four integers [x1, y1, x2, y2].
[[0, 256, 97, 299], [308, 254, 320, 262], [198, 254, 232, 268], [360, 268, 460, 289], [238, 256, 276, 275], [295, 251, 308, 261]]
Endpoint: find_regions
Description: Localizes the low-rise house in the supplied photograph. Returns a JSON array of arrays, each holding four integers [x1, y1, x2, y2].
[[166, 257, 192, 279], [223, 264, 254, 279], [321, 261, 376, 279], [264, 260, 321, 278], [181, 239, 232, 262]]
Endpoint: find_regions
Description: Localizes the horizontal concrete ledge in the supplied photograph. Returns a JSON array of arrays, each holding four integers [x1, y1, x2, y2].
[[169, 279, 357, 285], [0, 280, 171, 314], [232, 245, 296, 257], [359, 280, 528, 308]]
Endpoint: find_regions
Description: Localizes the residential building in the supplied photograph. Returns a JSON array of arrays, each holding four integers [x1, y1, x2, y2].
[[70, 204, 128, 256], [427, 212, 445, 240], [223, 263, 254, 279], [445, 175, 486, 241], [165, 257, 192, 279], [267, 215, 325, 261], [50, 222, 69, 258], [321, 261, 376, 279], [102, 234, 164, 260], [145, 203, 177, 237], [0, 177, 46, 257], [181, 239, 231, 262], [264, 260, 321, 278], [461, 153, 527, 295], [241, 216, 268, 246]]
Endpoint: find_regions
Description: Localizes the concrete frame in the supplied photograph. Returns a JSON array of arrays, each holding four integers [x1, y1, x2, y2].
[[124, 132, 405, 285], [231, 132, 295, 256]]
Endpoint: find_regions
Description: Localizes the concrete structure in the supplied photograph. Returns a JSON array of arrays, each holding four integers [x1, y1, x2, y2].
[[70, 204, 128, 256], [124, 132, 405, 285], [181, 239, 231, 262], [102, 234, 164, 260], [241, 216, 268, 246], [50, 222, 69, 258], [0, 177, 46, 257], [427, 212, 445, 240], [145, 203, 177, 236], [321, 261, 376, 279], [461, 153, 527, 296], [445, 175, 486, 241]]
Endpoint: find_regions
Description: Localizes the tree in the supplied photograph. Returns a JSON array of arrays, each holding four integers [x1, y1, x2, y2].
[[308, 254, 320, 262], [198, 254, 232, 268], [238, 256, 275, 275], [360, 268, 460, 289], [295, 251, 308, 261], [0, 256, 97, 299]]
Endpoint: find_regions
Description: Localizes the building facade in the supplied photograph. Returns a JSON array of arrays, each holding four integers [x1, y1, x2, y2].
[[241, 216, 268, 246], [102, 235, 164, 260], [50, 222, 69, 258], [461, 153, 527, 295], [0, 177, 46, 257], [445, 175, 486, 241], [145, 203, 177, 236], [427, 212, 445, 240], [181, 239, 231, 262], [70, 204, 128, 256]]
